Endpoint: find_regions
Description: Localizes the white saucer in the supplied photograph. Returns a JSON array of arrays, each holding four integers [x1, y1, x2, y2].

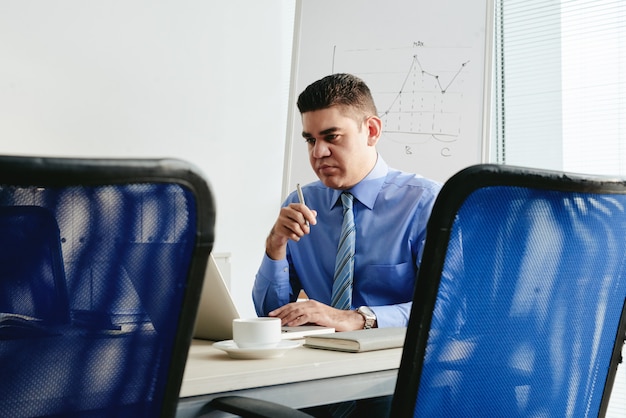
[[213, 339, 302, 359]]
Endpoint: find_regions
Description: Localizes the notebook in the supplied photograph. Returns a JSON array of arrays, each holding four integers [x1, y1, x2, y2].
[[304, 327, 406, 352], [193, 254, 334, 341]]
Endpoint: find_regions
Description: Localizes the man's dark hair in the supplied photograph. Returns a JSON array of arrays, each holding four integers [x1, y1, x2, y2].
[[296, 73, 378, 119]]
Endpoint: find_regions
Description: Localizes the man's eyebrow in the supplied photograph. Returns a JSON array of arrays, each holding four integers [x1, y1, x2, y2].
[[302, 127, 339, 138]]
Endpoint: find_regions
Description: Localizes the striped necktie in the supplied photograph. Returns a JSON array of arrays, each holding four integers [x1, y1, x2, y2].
[[331, 192, 355, 310]]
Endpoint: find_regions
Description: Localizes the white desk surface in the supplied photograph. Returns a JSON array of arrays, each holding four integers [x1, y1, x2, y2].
[[177, 339, 626, 417], [177, 339, 402, 416]]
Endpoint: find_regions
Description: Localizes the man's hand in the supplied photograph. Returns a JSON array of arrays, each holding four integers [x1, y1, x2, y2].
[[268, 299, 367, 332], [266, 203, 317, 260]]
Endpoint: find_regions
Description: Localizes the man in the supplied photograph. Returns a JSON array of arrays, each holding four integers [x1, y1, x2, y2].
[[253, 73, 443, 333]]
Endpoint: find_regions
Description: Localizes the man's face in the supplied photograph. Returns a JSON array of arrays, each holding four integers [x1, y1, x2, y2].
[[301, 106, 380, 190]]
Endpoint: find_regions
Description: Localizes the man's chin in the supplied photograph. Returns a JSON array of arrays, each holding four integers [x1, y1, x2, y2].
[[319, 176, 347, 190], [318, 175, 335, 188]]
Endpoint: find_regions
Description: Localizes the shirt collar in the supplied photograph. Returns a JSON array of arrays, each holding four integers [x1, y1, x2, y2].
[[330, 155, 388, 210]]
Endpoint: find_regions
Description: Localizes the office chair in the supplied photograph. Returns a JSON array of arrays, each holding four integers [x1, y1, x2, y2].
[[391, 163, 626, 416], [209, 164, 626, 417], [0, 206, 69, 329], [0, 155, 215, 417]]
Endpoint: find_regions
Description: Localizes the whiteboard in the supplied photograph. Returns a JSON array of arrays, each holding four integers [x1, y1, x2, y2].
[[283, 0, 493, 197]]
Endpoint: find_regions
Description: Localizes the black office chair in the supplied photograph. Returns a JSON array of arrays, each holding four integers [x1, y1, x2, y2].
[[209, 164, 626, 417], [0, 155, 215, 417]]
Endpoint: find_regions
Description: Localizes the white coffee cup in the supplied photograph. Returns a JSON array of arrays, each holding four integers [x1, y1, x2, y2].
[[232, 317, 281, 349]]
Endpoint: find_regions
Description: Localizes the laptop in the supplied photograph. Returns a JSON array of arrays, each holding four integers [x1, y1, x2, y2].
[[193, 254, 334, 341]]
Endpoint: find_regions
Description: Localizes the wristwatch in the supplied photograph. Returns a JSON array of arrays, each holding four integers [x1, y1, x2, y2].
[[356, 306, 376, 329]]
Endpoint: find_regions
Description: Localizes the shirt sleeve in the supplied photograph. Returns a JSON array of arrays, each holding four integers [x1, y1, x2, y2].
[[370, 301, 412, 328], [252, 253, 292, 316]]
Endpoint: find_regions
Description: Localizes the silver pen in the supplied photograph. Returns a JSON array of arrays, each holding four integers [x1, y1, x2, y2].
[[296, 183, 309, 227]]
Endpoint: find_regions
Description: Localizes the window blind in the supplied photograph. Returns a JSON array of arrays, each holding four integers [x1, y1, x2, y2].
[[492, 0, 626, 176]]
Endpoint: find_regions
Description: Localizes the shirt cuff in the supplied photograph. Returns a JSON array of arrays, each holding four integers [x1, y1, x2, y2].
[[258, 253, 290, 285], [369, 302, 411, 328]]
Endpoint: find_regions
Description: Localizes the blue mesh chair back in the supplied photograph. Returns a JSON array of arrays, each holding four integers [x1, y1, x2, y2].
[[0, 206, 69, 326], [0, 156, 215, 417], [391, 164, 626, 417]]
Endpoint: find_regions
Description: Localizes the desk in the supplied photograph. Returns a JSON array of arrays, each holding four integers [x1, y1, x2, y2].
[[177, 339, 626, 417], [176, 339, 402, 417]]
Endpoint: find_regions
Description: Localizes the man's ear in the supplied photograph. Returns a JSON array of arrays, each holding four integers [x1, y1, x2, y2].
[[366, 115, 382, 146]]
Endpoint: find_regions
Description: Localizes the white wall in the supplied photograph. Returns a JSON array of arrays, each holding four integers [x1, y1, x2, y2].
[[0, 0, 296, 318]]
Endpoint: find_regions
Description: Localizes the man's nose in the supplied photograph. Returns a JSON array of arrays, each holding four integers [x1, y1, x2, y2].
[[312, 141, 330, 158]]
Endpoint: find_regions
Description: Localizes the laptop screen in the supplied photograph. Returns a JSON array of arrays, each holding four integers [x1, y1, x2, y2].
[[193, 254, 240, 341]]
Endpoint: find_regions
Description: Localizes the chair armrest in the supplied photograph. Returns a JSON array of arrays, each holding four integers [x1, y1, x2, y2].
[[208, 395, 313, 418]]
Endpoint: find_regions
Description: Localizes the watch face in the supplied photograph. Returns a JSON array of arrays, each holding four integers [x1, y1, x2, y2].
[[359, 306, 375, 318]]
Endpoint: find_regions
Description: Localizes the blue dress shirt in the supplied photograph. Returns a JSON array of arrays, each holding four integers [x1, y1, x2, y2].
[[253, 156, 442, 328]]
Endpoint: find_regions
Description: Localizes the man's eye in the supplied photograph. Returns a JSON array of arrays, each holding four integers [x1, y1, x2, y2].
[[305, 137, 316, 145], [324, 134, 338, 142]]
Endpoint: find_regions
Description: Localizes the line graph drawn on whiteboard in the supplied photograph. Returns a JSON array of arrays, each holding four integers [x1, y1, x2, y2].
[[331, 41, 474, 161]]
